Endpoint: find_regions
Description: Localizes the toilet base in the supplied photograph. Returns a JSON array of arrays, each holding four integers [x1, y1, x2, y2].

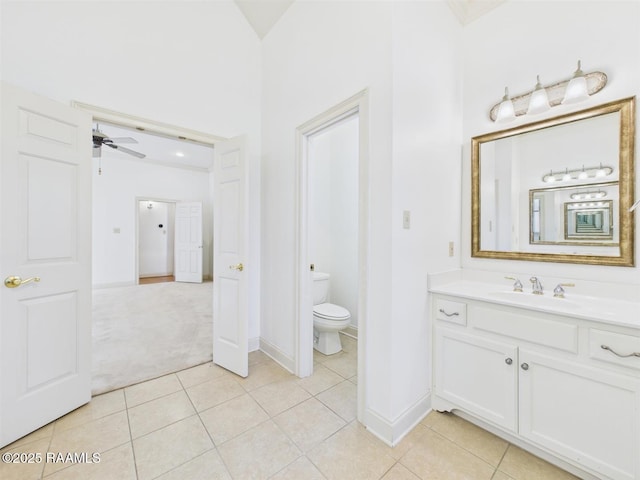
[[313, 329, 343, 355]]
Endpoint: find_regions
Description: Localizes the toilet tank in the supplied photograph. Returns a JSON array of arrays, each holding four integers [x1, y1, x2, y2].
[[312, 272, 330, 305]]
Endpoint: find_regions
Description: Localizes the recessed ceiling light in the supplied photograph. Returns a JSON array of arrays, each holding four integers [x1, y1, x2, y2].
[[176, 151, 185, 157]]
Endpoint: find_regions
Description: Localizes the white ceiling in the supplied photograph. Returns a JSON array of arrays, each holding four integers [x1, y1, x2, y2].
[[233, 0, 506, 40], [95, 1, 505, 171], [95, 123, 214, 171]]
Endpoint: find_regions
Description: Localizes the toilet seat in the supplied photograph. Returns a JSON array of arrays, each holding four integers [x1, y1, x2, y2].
[[313, 302, 350, 320]]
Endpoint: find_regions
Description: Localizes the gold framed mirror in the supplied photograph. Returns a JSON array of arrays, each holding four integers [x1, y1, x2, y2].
[[472, 97, 635, 266]]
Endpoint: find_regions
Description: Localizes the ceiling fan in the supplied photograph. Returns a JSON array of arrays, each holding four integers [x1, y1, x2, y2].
[[92, 125, 146, 159]]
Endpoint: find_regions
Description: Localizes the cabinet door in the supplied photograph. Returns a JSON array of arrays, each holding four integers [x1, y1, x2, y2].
[[435, 327, 518, 431], [519, 350, 640, 480]]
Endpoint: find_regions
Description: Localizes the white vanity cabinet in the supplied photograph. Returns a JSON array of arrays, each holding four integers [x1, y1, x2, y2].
[[431, 294, 640, 480]]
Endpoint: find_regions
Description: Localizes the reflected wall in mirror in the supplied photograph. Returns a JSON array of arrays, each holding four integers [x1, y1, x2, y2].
[[472, 97, 635, 266]]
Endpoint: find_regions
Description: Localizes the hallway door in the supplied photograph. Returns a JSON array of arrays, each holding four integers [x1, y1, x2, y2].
[[213, 137, 248, 377], [0, 82, 92, 447], [174, 202, 203, 283]]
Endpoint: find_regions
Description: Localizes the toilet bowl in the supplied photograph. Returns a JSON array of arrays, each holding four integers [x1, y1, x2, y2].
[[312, 272, 351, 355]]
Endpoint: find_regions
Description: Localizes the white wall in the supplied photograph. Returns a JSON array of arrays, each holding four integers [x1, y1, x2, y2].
[[92, 156, 211, 287], [138, 201, 175, 277], [261, 0, 462, 441], [309, 116, 359, 329], [390, 0, 462, 435], [461, 0, 640, 283], [261, 0, 395, 424], [1, 0, 262, 341]]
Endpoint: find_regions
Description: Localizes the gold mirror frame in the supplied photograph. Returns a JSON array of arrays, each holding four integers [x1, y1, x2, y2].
[[472, 97, 635, 266]]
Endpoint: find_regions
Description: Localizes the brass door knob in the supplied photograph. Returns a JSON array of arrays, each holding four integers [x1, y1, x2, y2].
[[228, 263, 244, 272], [4, 276, 41, 288]]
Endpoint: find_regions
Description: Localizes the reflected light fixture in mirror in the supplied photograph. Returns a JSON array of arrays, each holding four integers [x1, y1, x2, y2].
[[489, 61, 607, 122], [542, 164, 614, 183]]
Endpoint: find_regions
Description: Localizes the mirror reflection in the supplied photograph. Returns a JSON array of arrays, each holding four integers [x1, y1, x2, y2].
[[471, 97, 635, 266], [529, 182, 617, 248]]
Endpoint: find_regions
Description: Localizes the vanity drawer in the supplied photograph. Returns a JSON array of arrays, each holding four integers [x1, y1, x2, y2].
[[435, 299, 467, 326], [589, 329, 640, 371], [471, 305, 578, 353]]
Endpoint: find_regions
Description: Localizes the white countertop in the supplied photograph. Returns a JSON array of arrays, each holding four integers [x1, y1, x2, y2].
[[428, 270, 640, 330]]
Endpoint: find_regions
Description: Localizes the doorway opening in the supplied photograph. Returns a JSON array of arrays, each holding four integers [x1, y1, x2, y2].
[[75, 105, 221, 393], [296, 90, 370, 422], [138, 199, 176, 284]]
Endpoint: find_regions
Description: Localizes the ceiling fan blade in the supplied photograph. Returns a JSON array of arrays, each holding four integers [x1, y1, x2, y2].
[[108, 137, 138, 144], [108, 143, 146, 159]]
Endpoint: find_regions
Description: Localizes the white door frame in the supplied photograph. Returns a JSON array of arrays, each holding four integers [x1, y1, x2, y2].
[[295, 90, 370, 422], [135, 197, 178, 283], [71, 101, 224, 285]]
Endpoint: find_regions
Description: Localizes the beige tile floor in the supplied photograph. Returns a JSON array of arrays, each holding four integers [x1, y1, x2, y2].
[[1, 335, 579, 480]]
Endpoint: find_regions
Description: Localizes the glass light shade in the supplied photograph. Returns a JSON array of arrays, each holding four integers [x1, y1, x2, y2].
[[495, 87, 516, 122], [562, 172, 571, 181], [562, 61, 589, 104], [527, 76, 550, 115]]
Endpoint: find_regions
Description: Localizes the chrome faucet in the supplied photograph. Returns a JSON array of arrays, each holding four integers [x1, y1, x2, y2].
[[530, 276, 544, 295]]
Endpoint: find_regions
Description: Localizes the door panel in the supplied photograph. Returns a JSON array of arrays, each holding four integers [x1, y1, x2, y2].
[[519, 350, 639, 480], [213, 137, 248, 377], [435, 327, 518, 431], [174, 202, 203, 283], [1, 82, 92, 447]]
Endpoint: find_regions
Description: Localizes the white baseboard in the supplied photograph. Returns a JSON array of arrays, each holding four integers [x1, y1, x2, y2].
[[259, 338, 295, 373], [364, 393, 431, 447]]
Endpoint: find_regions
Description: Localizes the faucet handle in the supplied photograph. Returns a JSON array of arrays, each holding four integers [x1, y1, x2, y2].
[[504, 276, 523, 292], [553, 283, 575, 298]]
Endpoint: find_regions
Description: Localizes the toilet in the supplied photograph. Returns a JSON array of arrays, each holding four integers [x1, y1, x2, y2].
[[312, 272, 351, 355]]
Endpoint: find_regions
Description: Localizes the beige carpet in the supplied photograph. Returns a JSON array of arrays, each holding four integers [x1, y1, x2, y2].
[[91, 281, 213, 394]]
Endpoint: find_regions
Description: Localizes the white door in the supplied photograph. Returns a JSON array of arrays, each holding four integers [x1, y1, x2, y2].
[[174, 202, 203, 283], [212, 137, 248, 377], [0, 83, 92, 447]]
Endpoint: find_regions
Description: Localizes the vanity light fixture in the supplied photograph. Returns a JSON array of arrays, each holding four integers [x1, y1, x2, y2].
[[542, 164, 614, 183], [526, 75, 550, 115], [562, 61, 589, 105], [489, 61, 607, 122], [495, 87, 516, 122]]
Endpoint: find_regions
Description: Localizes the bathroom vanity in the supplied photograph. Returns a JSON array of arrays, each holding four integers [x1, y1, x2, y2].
[[429, 270, 640, 480]]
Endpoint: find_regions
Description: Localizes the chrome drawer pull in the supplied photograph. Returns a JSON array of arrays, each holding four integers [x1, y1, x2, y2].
[[601, 345, 640, 358], [439, 308, 459, 317]]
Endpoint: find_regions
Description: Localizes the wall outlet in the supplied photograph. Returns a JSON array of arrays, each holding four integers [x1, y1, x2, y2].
[[448, 241, 454, 257], [403, 210, 410, 229], [113, 227, 121, 234]]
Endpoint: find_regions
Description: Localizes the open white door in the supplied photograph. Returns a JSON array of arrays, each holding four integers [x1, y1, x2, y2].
[[174, 202, 203, 283], [212, 137, 248, 377], [0, 83, 92, 447]]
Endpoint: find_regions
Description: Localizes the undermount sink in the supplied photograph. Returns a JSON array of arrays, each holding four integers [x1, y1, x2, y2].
[[487, 290, 583, 310]]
